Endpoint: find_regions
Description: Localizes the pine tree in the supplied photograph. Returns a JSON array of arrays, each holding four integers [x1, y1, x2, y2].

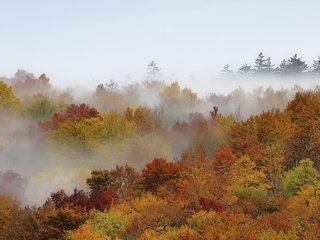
[[238, 63, 253, 75], [283, 54, 308, 74], [254, 52, 274, 74], [276, 59, 288, 74], [221, 64, 233, 74], [264, 57, 274, 72], [311, 57, 320, 75], [146, 60, 161, 81]]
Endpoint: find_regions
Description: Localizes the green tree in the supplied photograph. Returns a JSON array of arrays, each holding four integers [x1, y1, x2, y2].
[[90, 209, 132, 240], [87, 170, 113, 192], [284, 159, 318, 197], [23, 97, 59, 121]]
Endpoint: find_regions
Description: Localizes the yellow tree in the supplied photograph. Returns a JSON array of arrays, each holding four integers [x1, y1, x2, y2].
[[230, 155, 270, 190], [49, 117, 105, 152], [68, 222, 109, 240], [0, 81, 20, 111], [124, 106, 159, 134]]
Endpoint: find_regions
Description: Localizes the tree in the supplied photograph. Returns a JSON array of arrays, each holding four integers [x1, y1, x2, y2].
[[38, 73, 50, 85], [48, 111, 136, 153], [41, 103, 101, 131], [14, 69, 35, 82], [311, 57, 320, 75], [68, 222, 108, 240], [87, 170, 113, 192], [0, 195, 38, 240], [87, 165, 141, 201], [124, 106, 160, 134], [230, 155, 270, 190], [105, 79, 118, 90], [89, 209, 132, 239], [93, 82, 127, 112], [108, 165, 141, 199], [202, 115, 234, 157], [12, 72, 51, 96], [142, 158, 183, 192], [238, 63, 253, 75], [279, 54, 308, 74], [231, 116, 261, 161], [221, 64, 233, 74], [283, 158, 318, 197], [88, 190, 116, 211], [284, 91, 320, 169], [213, 145, 235, 175], [23, 97, 58, 121], [276, 59, 288, 74], [146, 60, 161, 81], [263, 57, 274, 73], [49, 117, 105, 152], [0, 81, 20, 111], [254, 52, 274, 74], [0, 171, 26, 202], [186, 210, 224, 239], [34, 203, 87, 239], [181, 87, 198, 106], [48, 189, 91, 211], [102, 111, 137, 141], [128, 193, 185, 238], [161, 82, 181, 102]]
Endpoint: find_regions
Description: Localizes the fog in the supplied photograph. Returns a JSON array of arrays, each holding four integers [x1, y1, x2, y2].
[[0, 68, 320, 205]]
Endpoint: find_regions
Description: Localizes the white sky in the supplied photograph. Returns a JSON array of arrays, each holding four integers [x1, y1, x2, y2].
[[0, 0, 319, 92]]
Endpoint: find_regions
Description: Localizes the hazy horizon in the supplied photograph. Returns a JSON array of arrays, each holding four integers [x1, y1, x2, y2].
[[1, 0, 320, 92]]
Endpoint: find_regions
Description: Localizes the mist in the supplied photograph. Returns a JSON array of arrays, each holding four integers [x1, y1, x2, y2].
[[0, 65, 320, 206]]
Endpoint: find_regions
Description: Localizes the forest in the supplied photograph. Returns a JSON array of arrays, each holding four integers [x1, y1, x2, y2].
[[1, 53, 320, 239]]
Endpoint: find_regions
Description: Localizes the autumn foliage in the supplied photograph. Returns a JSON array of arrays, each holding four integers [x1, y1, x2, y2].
[[2, 76, 320, 239], [40, 103, 101, 131]]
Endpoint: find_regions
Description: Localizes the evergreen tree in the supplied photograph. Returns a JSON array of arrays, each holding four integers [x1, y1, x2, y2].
[[276, 59, 288, 74], [311, 57, 320, 75], [221, 64, 233, 74], [238, 63, 253, 75], [281, 54, 308, 74], [105, 79, 118, 90], [146, 60, 161, 81], [254, 52, 274, 74], [264, 57, 274, 73]]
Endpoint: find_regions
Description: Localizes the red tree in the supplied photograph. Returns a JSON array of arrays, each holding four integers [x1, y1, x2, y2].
[[40, 103, 101, 131], [142, 158, 183, 192]]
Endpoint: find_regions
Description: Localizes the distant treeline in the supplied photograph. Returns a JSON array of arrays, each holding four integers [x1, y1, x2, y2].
[[221, 53, 320, 76]]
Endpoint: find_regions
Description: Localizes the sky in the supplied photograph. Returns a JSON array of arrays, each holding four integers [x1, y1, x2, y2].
[[0, 0, 319, 92]]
